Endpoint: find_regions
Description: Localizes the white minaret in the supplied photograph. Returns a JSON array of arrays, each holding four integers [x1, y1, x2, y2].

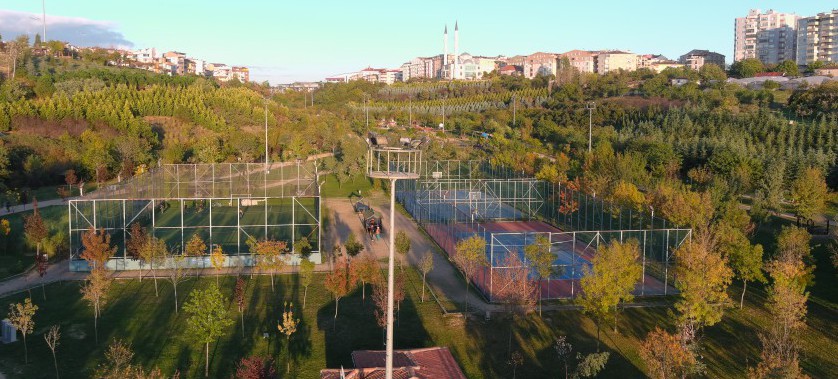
[[443, 25, 448, 79], [454, 21, 459, 80]]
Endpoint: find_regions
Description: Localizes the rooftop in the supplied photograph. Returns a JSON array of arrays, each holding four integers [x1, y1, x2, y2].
[[320, 347, 467, 379]]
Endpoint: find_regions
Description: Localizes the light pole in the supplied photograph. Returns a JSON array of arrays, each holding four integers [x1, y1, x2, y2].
[[585, 102, 596, 153], [366, 144, 421, 379], [264, 100, 270, 173], [364, 94, 369, 129], [512, 95, 516, 126]]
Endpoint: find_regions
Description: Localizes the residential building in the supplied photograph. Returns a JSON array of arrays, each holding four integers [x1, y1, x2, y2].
[[679, 49, 726, 70], [206, 63, 232, 81], [232, 66, 250, 82], [559, 50, 595, 73], [400, 56, 437, 81], [185, 58, 206, 76], [594, 50, 638, 74], [815, 67, 838, 77], [163, 51, 186, 75], [734, 9, 799, 64], [647, 60, 685, 73], [522, 52, 558, 79], [320, 347, 467, 379], [132, 47, 157, 63], [498, 64, 522, 76], [638, 54, 670, 69], [796, 10, 838, 65], [457, 53, 498, 80]]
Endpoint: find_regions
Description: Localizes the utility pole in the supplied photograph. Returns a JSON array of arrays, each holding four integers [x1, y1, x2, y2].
[[408, 98, 412, 128], [586, 102, 596, 153], [385, 176, 396, 379], [264, 100, 270, 173], [365, 94, 369, 129], [441, 96, 446, 133], [512, 95, 516, 126]]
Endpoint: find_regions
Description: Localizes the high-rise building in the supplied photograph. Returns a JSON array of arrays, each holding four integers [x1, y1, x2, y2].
[[734, 9, 799, 64], [796, 10, 838, 65]]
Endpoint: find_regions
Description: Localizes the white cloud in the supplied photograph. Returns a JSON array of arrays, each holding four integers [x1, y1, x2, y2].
[[0, 9, 133, 48]]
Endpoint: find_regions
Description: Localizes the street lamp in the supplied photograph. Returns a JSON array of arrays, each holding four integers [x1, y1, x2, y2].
[[264, 99, 270, 173], [585, 102, 596, 153], [366, 139, 422, 379]]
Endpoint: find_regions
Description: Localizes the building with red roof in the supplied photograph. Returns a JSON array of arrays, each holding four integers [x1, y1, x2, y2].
[[320, 347, 466, 379]]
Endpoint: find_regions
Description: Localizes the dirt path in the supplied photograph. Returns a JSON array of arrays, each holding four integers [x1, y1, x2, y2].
[[365, 197, 495, 312]]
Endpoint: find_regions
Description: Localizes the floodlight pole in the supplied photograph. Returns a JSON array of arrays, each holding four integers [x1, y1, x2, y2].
[[265, 100, 270, 173], [385, 176, 397, 379], [586, 102, 596, 153]]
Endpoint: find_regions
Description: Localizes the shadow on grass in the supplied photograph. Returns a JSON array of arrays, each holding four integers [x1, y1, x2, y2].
[[316, 281, 433, 369]]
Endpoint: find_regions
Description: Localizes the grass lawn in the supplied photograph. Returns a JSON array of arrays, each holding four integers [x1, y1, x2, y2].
[[319, 173, 372, 199], [0, 206, 68, 279], [0, 262, 836, 378]]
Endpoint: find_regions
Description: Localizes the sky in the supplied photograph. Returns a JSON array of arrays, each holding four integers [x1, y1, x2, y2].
[[0, 0, 833, 83]]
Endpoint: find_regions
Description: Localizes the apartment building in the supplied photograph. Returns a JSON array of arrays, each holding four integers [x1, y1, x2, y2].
[[521, 52, 558, 79], [734, 9, 799, 64], [796, 10, 838, 65], [232, 66, 250, 82], [679, 49, 726, 70], [594, 51, 638, 74], [559, 50, 595, 73]]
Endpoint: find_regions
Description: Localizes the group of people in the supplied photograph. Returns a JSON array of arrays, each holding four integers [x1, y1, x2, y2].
[[366, 218, 382, 241]]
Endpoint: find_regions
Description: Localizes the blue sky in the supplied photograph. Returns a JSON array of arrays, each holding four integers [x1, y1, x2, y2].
[[0, 0, 833, 83]]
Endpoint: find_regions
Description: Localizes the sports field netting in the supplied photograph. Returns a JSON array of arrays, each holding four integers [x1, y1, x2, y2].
[[68, 161, 323, 272], [396, 160, 691, 301]]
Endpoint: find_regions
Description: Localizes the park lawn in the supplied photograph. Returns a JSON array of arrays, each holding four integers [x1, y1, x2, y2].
[[319, 173, 371, 199], [0, 205, 68, 279], [1, 264, 836, 379]]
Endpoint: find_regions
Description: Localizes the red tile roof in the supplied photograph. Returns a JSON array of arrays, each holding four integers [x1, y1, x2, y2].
[[321, 347, 466, 379]]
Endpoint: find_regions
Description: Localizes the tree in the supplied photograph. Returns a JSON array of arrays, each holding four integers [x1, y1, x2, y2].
[[731, 58, 765, 78], [524, 235, 554, 315], [44, 325, 61, 379], [555, 336, 573, 379], [609, 180, 646, 212], [81, 268, 111, 344], [639, 327, 699, 379], [344, 232, 364, 258], [775, 60, 800, 77], [354, 254, 381, 301], [699, 63, 727, 82], [235, 277, 246, 335], [578, 240, 642, 348], [24, 199, 48, 257], [575, 352, 610, 378], [81, 227, 116, 271], [7, 298, 38, 364], [299, 259, 315, 309], [507, 350, 523, 379], [419, 252, 434, 302], [253, 239, 288, 292], [0, 218, 10, 255], [294, 237, 312, 258], [751, 227, 811, 378], [92, 339, 169, 378], [138, 236, 166, 297], [323, 258, 358, 319], [789, 167, 828, 221], [166, 253, 190, 312], [210, 244, 225, 285], [673, 236, 733, 344], [395, 230, 410, 258], [184, 284, 234, 378], [452, 236, 488, 312], [728, 239, 765, 308], [125, 223, 147, 261], [372, 283, 388, 343], [235, 356, 277, 379], [185, 233, 207, 256], [276, 302, 300, 373]]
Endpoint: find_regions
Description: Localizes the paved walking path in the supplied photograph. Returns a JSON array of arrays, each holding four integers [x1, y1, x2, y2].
[[0, 197, 75, 217]]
